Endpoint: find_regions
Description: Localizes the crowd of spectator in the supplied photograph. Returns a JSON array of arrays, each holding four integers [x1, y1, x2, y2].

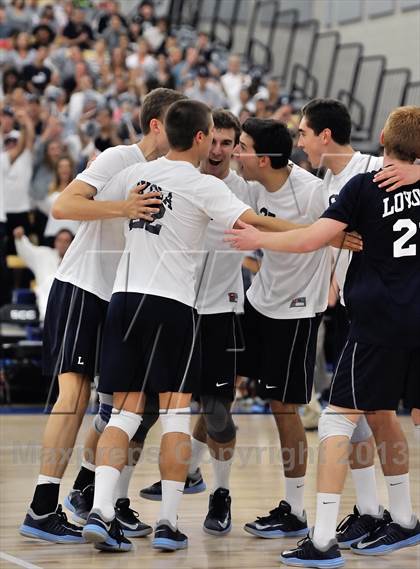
[[0, 0, 304, 310]]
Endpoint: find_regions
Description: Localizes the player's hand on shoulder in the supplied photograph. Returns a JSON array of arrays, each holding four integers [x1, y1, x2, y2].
[[123, 183, 162, 221], [373, 163, 420, 192]]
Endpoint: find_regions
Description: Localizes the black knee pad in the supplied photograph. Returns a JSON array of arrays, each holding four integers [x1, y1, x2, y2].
[[201, 394, 236, 443], [131, 393, 159, 443]]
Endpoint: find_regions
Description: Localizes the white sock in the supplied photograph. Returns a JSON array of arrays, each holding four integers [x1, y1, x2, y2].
[[313, 493, 341, 550], [114, 465, 135, 503], [285, 476, 305, 517], [92, 465, 120, 521], [159, 480, 185, 527], [210, 455, 233, 492], [37, 474, 61, 485], [351, 465, 380, 515], [385, 473, 413, 527], [188, 438, 207, 475], [82, 458, 95, 472], [413, 425, 420, 445]]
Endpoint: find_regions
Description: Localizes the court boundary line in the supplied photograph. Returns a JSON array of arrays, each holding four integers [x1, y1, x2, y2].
[[0, 551, 43, 569]]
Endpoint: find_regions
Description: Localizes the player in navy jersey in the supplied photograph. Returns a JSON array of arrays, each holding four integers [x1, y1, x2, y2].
[[226, 106, 420, 567], [297, 98, 420, 549]]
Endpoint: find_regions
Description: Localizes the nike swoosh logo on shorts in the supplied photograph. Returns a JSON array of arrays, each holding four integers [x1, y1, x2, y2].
[[216, 382, 229, 387], [265, 385, 277, 389]]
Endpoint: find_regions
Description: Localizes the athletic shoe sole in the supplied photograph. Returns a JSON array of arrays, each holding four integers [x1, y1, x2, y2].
[[19, 524, 85, 544], [203, 523, 232, 536], [279, 555, 345, 568], [63, 495, 88, 526], [351, 532, 420, 555], [152, 537, 188, 551], [244, 525, 308, 539], [94, 540, 133, 552], [140, 481, 206, 501], [82, 524, 109, 544], [120, 526, 153, 538]]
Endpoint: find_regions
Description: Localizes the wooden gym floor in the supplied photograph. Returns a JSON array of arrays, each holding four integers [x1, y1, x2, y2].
[[0, 414, 419, 569]]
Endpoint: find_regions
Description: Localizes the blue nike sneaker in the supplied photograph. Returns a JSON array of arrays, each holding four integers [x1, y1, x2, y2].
[[280, 529, 344, 568], [152, 519, 188, 551], [83, 510, 133, 552], [351, 515, 420, 555], [20, 505, 85, 543]]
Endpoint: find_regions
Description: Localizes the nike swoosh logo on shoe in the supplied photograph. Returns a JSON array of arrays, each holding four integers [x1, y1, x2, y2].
[[118, 520, 139, 530], [355, 536, 385, 549], [255, 523, 283, 530], [218, 516, 230, 529]]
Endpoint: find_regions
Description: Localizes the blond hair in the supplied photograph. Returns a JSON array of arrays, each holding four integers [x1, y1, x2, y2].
[[383, 106, 420, 162]]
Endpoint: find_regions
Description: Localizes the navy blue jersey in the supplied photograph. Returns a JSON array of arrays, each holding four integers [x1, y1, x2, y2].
[[321, 171, 420, 348]]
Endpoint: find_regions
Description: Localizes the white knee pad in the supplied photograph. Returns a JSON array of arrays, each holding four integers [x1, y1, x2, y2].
[[159, 407, 191, 436], [106, 408, 142, 441], [318, 407, 357, 443], [350, 415, 373, 443]]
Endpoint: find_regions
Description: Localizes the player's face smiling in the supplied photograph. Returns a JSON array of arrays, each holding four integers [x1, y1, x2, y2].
[[297, 116, 324, 168], [236, 132, 260, 180], [203, 127, 236, 177]]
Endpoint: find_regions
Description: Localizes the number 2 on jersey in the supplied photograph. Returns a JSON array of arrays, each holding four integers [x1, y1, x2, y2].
[[393, 219, 418, 258]]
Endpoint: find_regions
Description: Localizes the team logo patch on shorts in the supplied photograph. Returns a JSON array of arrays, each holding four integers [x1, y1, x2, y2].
[[290, 297, 306, 308], [228, 292, 238, 303]]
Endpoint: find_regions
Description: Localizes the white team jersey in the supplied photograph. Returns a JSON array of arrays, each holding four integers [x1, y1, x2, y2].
[[323, 152, 383, 298], [3, 149, 32, 213], [111, 157, 251, 307], [246, 164, 331, 319], [0, 151, 10, 223], [55, 144, 145, 301], [196, 169, 262, 315]]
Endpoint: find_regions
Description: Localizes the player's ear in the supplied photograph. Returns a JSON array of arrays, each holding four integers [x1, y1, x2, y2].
[[149, 118, 161, 135], [379, 129, 385, 145], [259, 155, 269, 168], [321, 128, 332, 145]]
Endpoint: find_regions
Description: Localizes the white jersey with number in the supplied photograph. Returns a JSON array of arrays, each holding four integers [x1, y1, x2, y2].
[[323, 152, 383, 299], [246, 164, 331, 319], [55, 144, 145, 301], [196, 169, 262, 315], [110, 157, 251, 307]]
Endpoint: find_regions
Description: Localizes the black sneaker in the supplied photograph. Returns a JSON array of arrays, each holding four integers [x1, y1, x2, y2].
[[139, 468, 206, 501], [280, 529, 344, 568], [115, 498, 153, 537], [64, 483, 94, 525], [203, 488, 232, 536], [351, 514, 420, 555], [244, 500, 308, 538], [152, 519, 188, 551], [83, 510, 133, 552], [336, 505, 387, 549], [20, 505, 85, 543]]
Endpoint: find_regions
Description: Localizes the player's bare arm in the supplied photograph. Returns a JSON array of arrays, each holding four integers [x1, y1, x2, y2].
[[236, 209, 362, 252], [53, 180, 161, 221], [226, 217, 347, 253]]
